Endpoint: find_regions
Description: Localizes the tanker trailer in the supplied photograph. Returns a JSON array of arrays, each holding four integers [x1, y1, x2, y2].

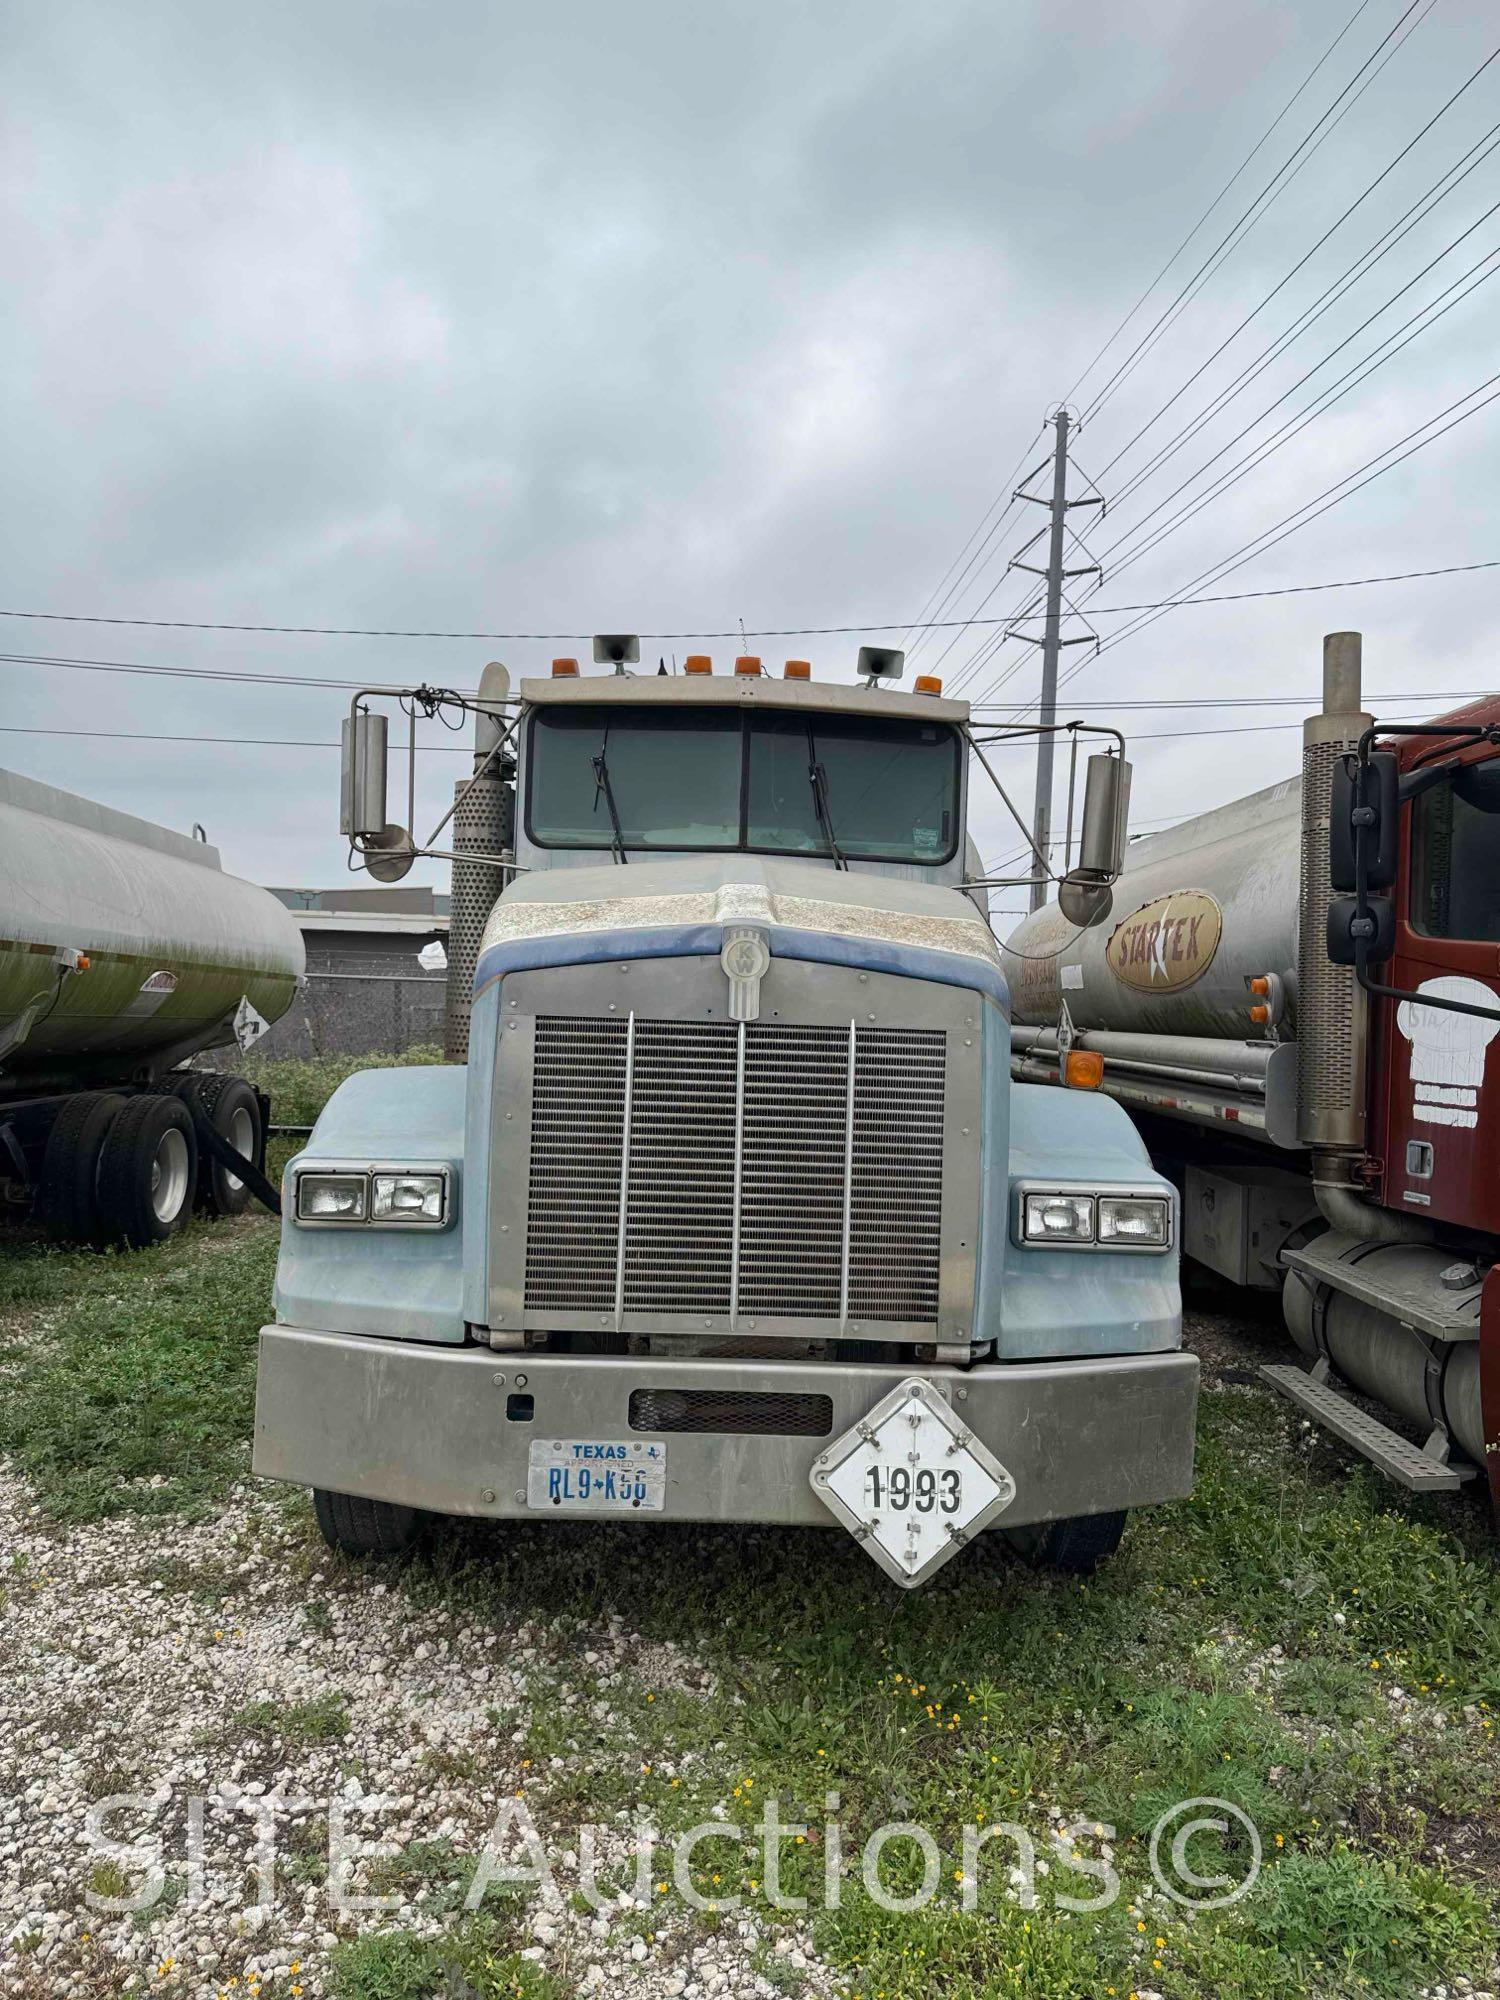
[[1003, 632, 1500, 1520], [0, 767, 304, 1246]]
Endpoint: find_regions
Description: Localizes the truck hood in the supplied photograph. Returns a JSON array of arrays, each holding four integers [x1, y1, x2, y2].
[[475, 855, 1006, 1007]]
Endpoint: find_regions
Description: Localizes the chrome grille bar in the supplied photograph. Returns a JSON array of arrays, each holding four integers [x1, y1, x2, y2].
[[613, 1008, 636, 1332]]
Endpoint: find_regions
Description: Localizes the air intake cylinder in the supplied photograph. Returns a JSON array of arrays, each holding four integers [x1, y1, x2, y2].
[[444, 662, 513, 1062]]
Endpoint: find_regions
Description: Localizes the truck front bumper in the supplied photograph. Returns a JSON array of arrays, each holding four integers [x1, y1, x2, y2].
[[254, 1326, 1198, 1529]]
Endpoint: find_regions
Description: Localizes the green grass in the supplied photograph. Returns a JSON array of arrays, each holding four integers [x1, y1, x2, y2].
[[328, 1919, 563, 2000], [2, 1141, 1498, 1994], [233, 1046, 446, 1128], [228, 1692, 351, 1746]]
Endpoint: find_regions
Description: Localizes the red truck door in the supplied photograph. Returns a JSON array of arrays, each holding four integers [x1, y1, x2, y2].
[[1373, 740, 1500, 1234]]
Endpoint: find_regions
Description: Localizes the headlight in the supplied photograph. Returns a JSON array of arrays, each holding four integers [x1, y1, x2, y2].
[[1023, 1192, 1095, 1243], [295, 1171, 367, 1222], [371, 1172, 446, 1224], [1098, 1194, 1172, 1247]]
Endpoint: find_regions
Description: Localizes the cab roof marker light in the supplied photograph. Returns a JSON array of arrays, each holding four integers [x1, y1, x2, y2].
[[913, 673, 943, 695], [734, 655, 762, 676], [783, 660, 811, 680], [683, 655, 713, 675], [551, 657, 580, 677]]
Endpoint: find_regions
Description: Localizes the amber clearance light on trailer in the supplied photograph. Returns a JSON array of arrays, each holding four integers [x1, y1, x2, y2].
[[1064, 1050, 1104, 1090], [684, 655, 713, 675]]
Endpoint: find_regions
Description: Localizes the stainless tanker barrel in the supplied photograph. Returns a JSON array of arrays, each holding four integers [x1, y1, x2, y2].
[[1002, 775, 1302, 1039], [0, 768, 304, 1091]]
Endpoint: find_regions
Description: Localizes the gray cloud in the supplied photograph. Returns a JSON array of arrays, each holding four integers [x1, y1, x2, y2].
[[3, 0, 1497, 902]]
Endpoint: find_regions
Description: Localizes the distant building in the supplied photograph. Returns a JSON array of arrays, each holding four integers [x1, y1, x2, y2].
[[256, 886, 450, 1059]]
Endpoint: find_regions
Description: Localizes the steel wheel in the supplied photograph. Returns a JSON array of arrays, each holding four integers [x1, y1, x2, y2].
[[150, 1125, 192, 1223]]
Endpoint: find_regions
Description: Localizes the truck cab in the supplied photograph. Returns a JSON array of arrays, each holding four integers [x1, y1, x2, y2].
[[254, 656, 1196, 1588]]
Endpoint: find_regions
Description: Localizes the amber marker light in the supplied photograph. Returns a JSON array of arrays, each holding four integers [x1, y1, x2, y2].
[[734, 655, 762, 676], [550, 657, 579, 677], [683, 655, 713, 675], [783, 660, 811, 680], [914, 674, 943, 695], [1064, 1050, 1104, 1090]]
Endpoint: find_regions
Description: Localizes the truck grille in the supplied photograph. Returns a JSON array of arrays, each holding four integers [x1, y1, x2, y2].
[[524, 1015, 947, 1326]]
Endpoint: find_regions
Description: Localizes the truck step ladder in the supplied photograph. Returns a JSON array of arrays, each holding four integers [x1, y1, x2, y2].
[[1260, 1362, 1477, 1493]]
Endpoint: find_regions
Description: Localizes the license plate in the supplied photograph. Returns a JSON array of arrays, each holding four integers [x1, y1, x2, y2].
[[811, 1378, 1016, 1588], [526, 1439, 667, 1512]]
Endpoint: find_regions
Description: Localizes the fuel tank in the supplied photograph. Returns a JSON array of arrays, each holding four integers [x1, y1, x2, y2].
[[1003, 773, 1302, 1040], [0, 768, 304, 1091]]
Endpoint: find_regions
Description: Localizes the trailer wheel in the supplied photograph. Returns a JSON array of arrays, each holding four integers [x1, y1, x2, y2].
[[312, 1488, 427, 1557], [40, 1091, 127, 1242], [172, 1074, 263, 1215], [1005, 1509, 1127, 1576], [96, 1094, 198, 1248]]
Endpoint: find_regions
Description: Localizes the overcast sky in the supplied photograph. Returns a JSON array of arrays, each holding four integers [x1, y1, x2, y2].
[[4, 0, 1497, 920]]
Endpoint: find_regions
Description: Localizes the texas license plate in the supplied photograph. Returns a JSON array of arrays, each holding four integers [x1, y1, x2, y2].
[[526, 1438, 667, 1512]]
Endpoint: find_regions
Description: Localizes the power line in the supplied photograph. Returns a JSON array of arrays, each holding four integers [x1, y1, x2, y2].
[[1095, 234, 1500, 584], [1093, 36, 1500, 481], [938, 7, 1435, 704], [5, 693, 1483, 759], [1, 554, 1491, 665], [1027, 371, 1500, 710], [1081, 0, 1436, 426], [3, 645, 1483, 712], [1061, 0, 1376, 409], [968, 369, 1500, 716], [1101, 114, 1500, 518]]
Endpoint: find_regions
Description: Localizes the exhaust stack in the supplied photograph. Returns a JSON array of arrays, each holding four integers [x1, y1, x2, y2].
[[1296, 632, 1371, 1165]]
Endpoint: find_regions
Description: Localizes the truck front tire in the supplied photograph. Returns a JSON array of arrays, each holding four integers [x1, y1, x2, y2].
[[1005, 1509, 1128, 1576], [312, 1488, 427, 1557]]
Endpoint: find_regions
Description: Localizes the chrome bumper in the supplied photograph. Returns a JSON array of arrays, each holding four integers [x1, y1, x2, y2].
[[254, 1326, 1198, 1529]]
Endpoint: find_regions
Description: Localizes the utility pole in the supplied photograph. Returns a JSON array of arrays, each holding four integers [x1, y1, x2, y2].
[[1005, 408, 1103, 910]]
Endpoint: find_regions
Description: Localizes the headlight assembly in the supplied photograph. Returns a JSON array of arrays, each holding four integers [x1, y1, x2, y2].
[[293, 1165, 451, 1228], [1016, 1184, 1172, 1252]]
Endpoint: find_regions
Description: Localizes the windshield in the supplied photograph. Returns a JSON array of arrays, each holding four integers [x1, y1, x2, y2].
[[1411, 758, 1500, 942], [526, 703, 961, 863]]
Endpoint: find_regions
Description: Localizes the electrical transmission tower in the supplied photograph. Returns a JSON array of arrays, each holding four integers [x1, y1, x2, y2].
[[1004, 407, 1105, 909]]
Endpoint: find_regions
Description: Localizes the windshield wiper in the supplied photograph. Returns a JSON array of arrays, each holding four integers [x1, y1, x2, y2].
[[591, 741, 629, 865], [805, 722, 848, 871]]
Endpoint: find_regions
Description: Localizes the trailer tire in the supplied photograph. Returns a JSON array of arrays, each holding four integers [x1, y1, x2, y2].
[[96, 1094, 198, 1248], [1005, 1509, 1127, 1576], [40, 1091, 127, 1242], [172, 1074, 263, 1215], [312, 1488, 427, 1557]]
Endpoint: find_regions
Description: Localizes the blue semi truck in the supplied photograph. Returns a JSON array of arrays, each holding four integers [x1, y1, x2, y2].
[[252, 645, 1195, 1587]]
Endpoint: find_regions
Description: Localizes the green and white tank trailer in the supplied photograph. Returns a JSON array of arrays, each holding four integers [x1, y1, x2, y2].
[[255, 650, 1197, 1588], [0, 766, 304, 1246]]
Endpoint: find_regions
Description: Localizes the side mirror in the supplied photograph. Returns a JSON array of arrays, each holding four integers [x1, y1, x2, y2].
[[1077, 752, 1131, 881], [341, 708, 389, 838], [1326, 893, 1395, 966], [1330, 750, 1398, 892]]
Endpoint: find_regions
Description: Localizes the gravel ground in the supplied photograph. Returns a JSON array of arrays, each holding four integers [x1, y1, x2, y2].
[[5, 1296, 1493, 2000], [0, 1474, 835, 2000]]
